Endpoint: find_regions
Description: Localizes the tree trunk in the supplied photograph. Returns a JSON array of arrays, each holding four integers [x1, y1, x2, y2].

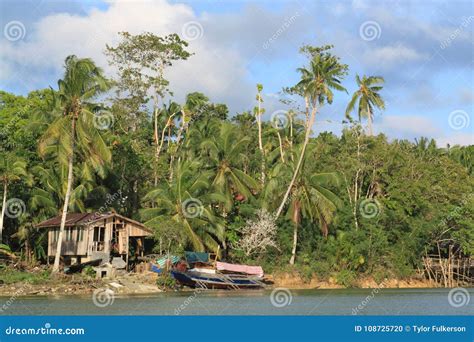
[[52, 118, 76, 273], [289, 201, 300, 265], [153, 106, 160, 186], [367, 105, 373, 136], [257, 103, 265, 186], [156, 113, 178, 184], [276, 132, 285, 163], [169, 111, 187, 182], [276, 102, 316, 218], [0, 182, 8, 243], [289, 113, 294, 161], [289, 222, 298, 265]]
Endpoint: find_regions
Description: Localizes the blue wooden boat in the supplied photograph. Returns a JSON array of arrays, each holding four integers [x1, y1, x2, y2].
[[171, 270, 265, 289]]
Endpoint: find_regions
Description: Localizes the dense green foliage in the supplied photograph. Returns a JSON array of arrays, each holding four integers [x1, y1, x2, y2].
[[0, 33, 472, 283]]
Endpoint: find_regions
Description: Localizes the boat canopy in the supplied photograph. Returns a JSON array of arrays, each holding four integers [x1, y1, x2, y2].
[[216, 261, 264, 277], [185, 251, 209, 264]]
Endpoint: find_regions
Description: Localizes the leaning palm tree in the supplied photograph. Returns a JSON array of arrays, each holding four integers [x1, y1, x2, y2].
[[264, 147, 340, 264], [141, 160, 225, 252], [345, 75, 385, 136], [276, 49, 347, 218], [0, 153, 28, 242], [38, 55, 111, 273]]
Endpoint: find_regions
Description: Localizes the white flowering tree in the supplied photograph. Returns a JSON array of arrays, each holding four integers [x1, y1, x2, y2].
[[235, 209, 278, 257]]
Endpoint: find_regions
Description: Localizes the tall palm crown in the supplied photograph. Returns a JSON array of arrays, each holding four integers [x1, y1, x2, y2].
[[39, 55, 111, 171], [345, 75, 385, 136], [296, 53, 347, 108], [0, 154, 27, 186]]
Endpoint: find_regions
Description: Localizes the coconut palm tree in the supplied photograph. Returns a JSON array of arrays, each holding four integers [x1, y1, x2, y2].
[[31, 161, 97, 215], [264, 147, 340, 264], [276, 49, 347, 218], [38, 55, 111, 273], [141, 160, 225, 252], [200, 122, 259, 209], [0, 153, 28, 242], [169, 93, 210, 181], [345, 75, 385, 136]]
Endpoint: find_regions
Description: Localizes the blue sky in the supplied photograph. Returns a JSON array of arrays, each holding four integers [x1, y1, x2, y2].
[[0, 0, 472, 146]]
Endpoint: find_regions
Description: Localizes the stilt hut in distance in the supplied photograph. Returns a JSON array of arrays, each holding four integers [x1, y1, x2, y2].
[[35, 212, 152, 266]]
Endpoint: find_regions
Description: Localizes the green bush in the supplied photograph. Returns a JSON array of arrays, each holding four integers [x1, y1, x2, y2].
[[156, 274, 176, 290]]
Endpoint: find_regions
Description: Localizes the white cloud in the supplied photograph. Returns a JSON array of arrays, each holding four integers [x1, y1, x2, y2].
[[376, 115, 473, 146], [0, 0, 255, 111], [364, 44, 427, 68], [437, 133, 474, 147], [376, 115, 441, 138]]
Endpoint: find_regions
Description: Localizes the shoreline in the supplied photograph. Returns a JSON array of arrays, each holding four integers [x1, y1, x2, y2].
[[0, 272, 456, 297]]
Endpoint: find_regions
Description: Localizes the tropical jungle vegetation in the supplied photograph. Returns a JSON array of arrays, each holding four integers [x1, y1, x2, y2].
[[0, 32, 472, 284]]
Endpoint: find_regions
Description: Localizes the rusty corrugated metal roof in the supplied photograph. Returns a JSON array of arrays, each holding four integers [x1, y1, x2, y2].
[[35, 212, 110, 228], [35, 212, 152, 236]]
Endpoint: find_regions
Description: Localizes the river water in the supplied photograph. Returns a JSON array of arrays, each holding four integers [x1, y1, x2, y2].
[[1, 288, 472, 315]]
